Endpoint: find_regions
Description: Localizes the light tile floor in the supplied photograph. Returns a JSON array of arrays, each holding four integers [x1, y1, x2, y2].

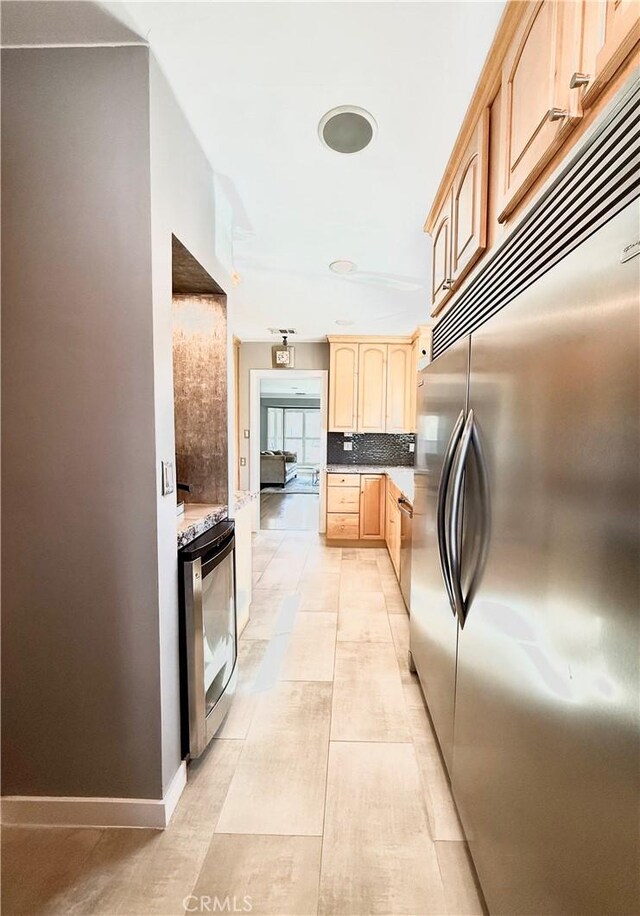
[[1, 531, 485, 916]]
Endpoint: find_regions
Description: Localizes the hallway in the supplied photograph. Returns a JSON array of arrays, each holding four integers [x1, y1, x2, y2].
[[1, 532, 483, 915], [259, 492, 320, 531]]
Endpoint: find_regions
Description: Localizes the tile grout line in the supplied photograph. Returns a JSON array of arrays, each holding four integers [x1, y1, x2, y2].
[[314, 541, 342, 916]]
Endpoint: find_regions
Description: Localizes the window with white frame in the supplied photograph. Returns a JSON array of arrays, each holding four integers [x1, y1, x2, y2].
[[265, 407, 321, 464]]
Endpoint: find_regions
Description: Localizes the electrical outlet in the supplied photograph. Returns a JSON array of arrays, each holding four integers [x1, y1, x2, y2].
[[244, 429, 250, 439], [343, 441, 353, 451], [409, 442, 415, 453], [240, 457, 246, 466], [161, 460, 174, 495], [344, 432, 353, 439]]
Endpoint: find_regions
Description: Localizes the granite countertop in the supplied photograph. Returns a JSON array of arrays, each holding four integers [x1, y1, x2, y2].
[[177, 503, 228, 549], [325, 464, 415, 503]]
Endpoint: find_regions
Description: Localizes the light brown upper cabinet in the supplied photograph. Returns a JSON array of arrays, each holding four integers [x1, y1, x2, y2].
[[359, 474, 386, 539], [357, 343, 387, 433], [328, 341, 359, 432], [498, 1, 581, 222], [328, 337, 415, 434], [451, 108, 490, 283], [425, 0, 639, 311], [386, 343, 414, 433], [573, 0, 640, 110], [427, 111, 489, 313], [430, 190, 454, 313]]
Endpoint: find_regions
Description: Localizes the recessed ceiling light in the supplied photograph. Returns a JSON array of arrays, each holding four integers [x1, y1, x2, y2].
[[335, 319, 355, 326], [329, 260, 357, 275], [319, 106, 377, 154]]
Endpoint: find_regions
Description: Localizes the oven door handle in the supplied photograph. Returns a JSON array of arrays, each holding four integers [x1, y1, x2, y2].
[[200, 534, 235, 579], [398, 497, 413, 518]]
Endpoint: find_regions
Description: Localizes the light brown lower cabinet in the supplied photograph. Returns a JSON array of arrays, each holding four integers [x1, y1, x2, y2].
[[385, 486, 402, 577], [359, 475, 386, 539], [326, 472, 385, 541], [327, 486, 361, 514], [326, 513, 360, 540]]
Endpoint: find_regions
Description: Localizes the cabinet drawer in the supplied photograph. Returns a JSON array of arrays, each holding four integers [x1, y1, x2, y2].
[[327, 472, 360, 487], [327, 513, 360, 540], [327, 487, 361, 513]]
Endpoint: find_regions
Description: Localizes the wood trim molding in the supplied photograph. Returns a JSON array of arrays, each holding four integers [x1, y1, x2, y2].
[[326, 334, 413, 344], [424, 0, 529, 233], [1, 762, 187, 829]]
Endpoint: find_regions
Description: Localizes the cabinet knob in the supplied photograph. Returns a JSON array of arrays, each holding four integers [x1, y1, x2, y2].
[[569, 72, 590, 89], [547, 107, 568, 122], [442, 278, 454, 291]]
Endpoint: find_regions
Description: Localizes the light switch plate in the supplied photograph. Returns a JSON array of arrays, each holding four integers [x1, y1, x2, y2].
[[343, 441, 353, 451], [161, 460, 174, 495]]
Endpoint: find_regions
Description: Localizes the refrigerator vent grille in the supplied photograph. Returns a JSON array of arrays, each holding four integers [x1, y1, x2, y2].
[[432, 78, 640, 360]]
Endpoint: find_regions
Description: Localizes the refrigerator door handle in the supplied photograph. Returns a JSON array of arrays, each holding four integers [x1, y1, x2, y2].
[[464, 420, 491, 620], [437, 409, 465, 616], [448, 409, 475, 627]]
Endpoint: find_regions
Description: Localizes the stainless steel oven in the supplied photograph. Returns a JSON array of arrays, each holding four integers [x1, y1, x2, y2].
[[178, 520, 237, 758]]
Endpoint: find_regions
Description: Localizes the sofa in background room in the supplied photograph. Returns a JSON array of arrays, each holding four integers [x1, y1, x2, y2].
[[260, 450, 298, 487]]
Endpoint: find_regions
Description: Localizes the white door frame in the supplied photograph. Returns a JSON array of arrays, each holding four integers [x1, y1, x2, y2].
[[249, 368, 328, 533]]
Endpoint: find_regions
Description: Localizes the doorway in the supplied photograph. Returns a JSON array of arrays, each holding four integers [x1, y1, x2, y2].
[[249, 369, 328, 532]]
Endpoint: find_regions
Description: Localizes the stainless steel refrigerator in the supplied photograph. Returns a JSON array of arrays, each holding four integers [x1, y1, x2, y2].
[[411, 198, 639, 915]]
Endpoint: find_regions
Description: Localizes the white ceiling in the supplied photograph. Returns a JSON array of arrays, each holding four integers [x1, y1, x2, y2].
[[117, 2, 505, 340], [260, 376, 322, 398]]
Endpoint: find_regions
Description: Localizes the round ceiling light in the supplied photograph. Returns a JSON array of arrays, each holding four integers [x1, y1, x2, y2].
[[329, 260, 357, 275], [319, 106, 376, 154]]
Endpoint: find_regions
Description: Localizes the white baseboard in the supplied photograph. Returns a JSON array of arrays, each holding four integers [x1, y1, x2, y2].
[[1, 761, 187, 830]]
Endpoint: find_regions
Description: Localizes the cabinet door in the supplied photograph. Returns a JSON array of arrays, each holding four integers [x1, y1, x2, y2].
[[329, 342, 359, 432], [409, 340, 419, 433], [430, 190, 454, 314], [451, 108, 490, 285], [359, 475, 386, 539], [577, 0, 640, 109], [498, 0, 578, 222], [357, 344, 387, 433], [386, 492, 399, 575], [386, 343, 413, 433]]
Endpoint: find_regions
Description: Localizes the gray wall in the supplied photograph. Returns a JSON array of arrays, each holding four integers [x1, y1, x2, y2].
[[259, 397, 321, 450], [149, 57, 236, 792], [1, 46, 163, 798], [1, 39, 235, 802], [238, 342, 329, 489]]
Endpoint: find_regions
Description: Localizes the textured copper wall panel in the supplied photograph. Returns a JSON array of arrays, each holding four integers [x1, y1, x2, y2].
[[172, 294, 228, 504]]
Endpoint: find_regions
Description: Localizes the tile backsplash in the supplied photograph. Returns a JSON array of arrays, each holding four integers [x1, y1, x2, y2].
[[327, 433, 415, 467]]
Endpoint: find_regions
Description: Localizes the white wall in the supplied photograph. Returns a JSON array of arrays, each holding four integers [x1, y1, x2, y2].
[[238, 342, 329, 490]]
